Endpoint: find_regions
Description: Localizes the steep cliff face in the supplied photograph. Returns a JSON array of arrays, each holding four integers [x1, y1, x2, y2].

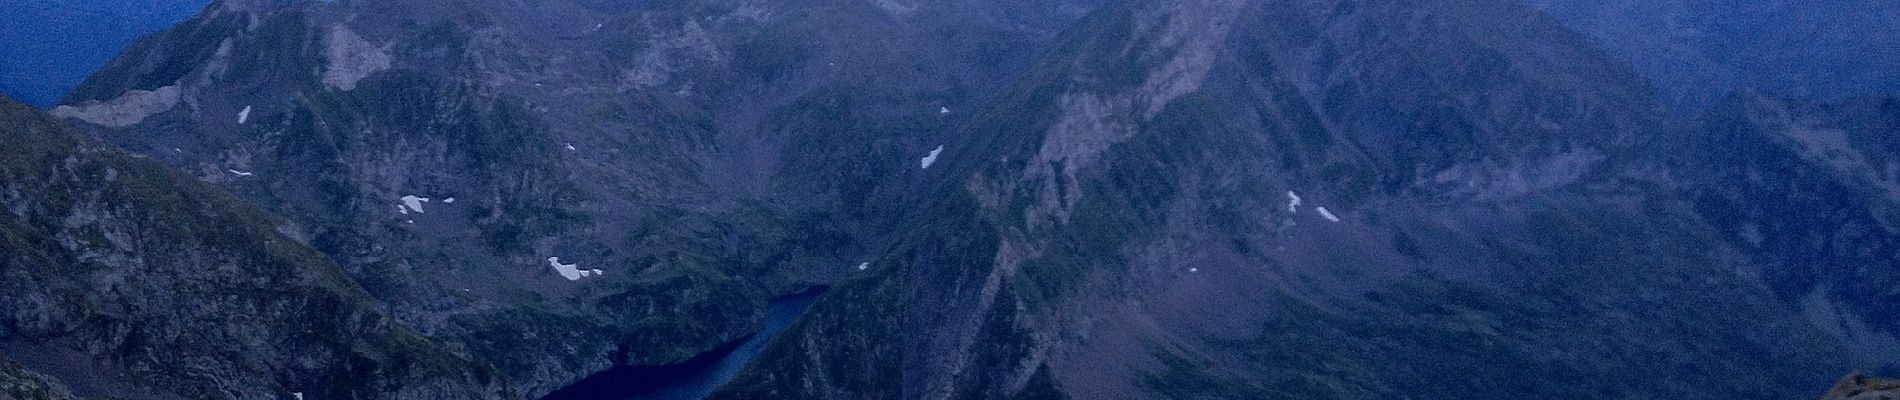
[[51, 0, 1103, 395], [1525, 0, 1900, 112], [715, 0, 1866, 399], [0, 97, 508, 399]]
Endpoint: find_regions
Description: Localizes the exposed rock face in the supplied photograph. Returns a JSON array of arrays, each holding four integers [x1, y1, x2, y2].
[[321, 26, 391, 91], [0, 97, 510, 399], [46, 86, 180, 127]]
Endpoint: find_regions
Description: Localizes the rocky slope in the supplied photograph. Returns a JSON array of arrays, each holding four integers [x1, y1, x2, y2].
[[49, 0, 1103, 395], [713, 0, 1882, 399], [0, 96, 509, 399]]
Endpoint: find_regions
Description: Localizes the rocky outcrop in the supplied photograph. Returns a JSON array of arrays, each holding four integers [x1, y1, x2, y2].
[[0, 96, 510, 399], [1825, 373, 1900, 400], [46, 86, 179, 127], [320, 26, 390, 91], [0, 356, 75, 400]]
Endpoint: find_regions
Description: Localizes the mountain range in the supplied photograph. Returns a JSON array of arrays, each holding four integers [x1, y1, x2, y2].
[[1, 0, 1896, 399]]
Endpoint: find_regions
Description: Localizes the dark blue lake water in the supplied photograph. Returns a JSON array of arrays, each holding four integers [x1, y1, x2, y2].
[[539, 288, 825, 400]]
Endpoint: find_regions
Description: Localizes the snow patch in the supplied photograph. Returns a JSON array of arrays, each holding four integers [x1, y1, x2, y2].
[[547, 257, 604, 281], [237, 106, 252, 124], [1286, 191, 1302, 213], [227, 169, 254, 177], [442, 197, 455, 204], [921, 145, 944, 169], [1188, 267, 1199, 273], [400, 195, 430, 214], [1316, 207, 1340, 222], [566, 143, 577, 151], [857, 262, 870, 271], [939, 106, 952, 115]]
